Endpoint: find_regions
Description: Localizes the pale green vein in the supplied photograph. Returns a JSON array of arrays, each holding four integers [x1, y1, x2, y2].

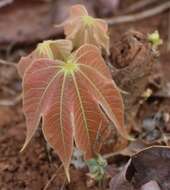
[[59, 74, 67, 162], [78, 70, 120, 132]]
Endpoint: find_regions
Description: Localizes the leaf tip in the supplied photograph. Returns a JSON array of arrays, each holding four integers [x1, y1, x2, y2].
[[20, 138, 30, 153], [120, 130, 135, 142], [20, 144, 26, 153], [128, 135, 135, 142], [65, 168, 71, 182], [119, 131, 135, 142]]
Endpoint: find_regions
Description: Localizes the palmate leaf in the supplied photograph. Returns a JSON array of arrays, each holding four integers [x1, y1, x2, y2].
[[62, 4, 110, 54], [19, 41, 129, 180]]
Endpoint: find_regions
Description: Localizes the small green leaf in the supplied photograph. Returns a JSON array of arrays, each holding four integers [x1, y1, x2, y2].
[[86, 154, 107, 181], [82, 15, 95, 27], [148, 30, 163, 48]]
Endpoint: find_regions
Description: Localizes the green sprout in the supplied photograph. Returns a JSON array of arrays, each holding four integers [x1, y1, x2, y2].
[[82, 15, 95, 27], [86, 154, 107, 181], [148, 30, 163, 49]]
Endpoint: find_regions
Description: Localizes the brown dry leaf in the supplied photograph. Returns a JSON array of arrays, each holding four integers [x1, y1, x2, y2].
[[114, 140, 148, 157], [110, 146, 170, 190], [110, 160, 134, 190], [110, 30, 155, 114]]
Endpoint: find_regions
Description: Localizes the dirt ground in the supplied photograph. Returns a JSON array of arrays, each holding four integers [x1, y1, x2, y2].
[[0, 0, 170, 189]]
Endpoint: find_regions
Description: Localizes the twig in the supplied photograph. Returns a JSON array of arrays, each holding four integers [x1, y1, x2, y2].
[[0, 94, 22, 106], [106, 2, 170, 26], [122, 0, 159, 14], [60, 179, 66, 190], [43, 165, 64, 190], [103, 151, 121, 160], [43, 173, 57, 190], [0, 59, 17, 68], [167, 9, 170, 51]]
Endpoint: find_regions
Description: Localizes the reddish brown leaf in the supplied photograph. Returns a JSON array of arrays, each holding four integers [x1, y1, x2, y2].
[[17, 51, 37, 78], [42, 75, 73, 181], [70, 4, 88, 17], [22, 59, 63, 151], [17, 40, 72, 78], [63, 4, 110, 53], [71, 74, 111, 159], [74, 45, 129, 139], [22, 58, 73, 180], [19, 41, 127, 179]]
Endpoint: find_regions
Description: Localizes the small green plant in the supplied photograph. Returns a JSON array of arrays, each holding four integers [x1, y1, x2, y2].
[[18, 4, 129, 181], [86, 154, 107, 181], [148, 30, 163, 50]]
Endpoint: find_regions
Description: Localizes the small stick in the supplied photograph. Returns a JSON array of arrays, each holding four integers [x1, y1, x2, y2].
[[43, 165, 64, 190], [43, 173, 57, 190], [0, 94, 22, 106], [60, 179, 66, 190], [123, 0, 159, 14], [167, 9, 170, 51], [103, 151, 120, 160], [0, 59, 17, 68], [106, 2, 170, 26]]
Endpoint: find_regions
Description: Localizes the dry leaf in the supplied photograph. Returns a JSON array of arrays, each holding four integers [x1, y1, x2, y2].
[[110, 146, 170, 190]]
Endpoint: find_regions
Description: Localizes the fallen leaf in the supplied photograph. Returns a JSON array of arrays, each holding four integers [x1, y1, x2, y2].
[[110, 146, 170, 190]]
